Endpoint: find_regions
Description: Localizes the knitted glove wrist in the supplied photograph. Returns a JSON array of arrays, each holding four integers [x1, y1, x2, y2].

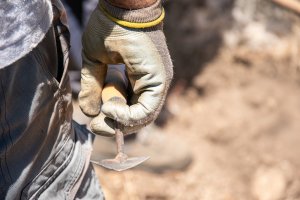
[[99, 0, 164, 28]]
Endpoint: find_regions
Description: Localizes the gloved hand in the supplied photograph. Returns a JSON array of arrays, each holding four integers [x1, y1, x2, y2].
[[79, 0, 173, 136]]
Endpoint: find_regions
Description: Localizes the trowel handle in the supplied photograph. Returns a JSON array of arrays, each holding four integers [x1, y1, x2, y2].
[[101, 64, 128, 104], [101, 65, 128, 155]]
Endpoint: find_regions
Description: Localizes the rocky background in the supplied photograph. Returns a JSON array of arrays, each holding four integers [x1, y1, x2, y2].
[[91, 0, 300, 199]]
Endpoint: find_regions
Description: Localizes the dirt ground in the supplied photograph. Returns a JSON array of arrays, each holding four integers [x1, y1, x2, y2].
[[72, 1, 300, 199], [92, 50, 300, 199], [91, 21, 300, 200]]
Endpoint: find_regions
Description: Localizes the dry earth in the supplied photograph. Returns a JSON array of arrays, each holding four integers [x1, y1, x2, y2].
[[73, 1, 300, 199], [92, 40, 300, 199]]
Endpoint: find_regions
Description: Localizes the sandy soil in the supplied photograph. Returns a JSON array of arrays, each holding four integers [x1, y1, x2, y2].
[[91, 41, 300, 199], [73, 1, 300, 199]]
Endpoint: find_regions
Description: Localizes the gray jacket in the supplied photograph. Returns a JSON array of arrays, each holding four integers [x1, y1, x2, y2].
[[0, 1, 103, 199]]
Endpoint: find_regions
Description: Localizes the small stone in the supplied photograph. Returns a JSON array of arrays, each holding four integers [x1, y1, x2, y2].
[[251, 166, 287, 200]]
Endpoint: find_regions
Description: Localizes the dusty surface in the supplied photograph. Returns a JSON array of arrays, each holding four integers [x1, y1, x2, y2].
[[93, 47, 300, 199], [87, 1, 300, 199]]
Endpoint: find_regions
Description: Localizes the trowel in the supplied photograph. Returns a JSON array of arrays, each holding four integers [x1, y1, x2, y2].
[[91, 126, 149, 171], [91, 64, 149, 171]]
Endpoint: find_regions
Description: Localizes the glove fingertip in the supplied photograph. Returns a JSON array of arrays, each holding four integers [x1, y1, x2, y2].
[[78, 92, 101, 117], [90, 113, 115, 137], [79, 101, 100, 117], [101, 101, 126, 121]]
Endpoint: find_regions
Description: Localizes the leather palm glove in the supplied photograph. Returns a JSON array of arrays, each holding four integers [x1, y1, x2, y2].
[[79, 0, 173, 136]]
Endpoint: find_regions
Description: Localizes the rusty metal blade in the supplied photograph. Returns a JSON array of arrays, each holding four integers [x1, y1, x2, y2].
[[91, 156, 149, 171]]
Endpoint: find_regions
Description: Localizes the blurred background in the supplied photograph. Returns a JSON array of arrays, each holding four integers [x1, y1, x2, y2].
[[66, 0, 300, 199]]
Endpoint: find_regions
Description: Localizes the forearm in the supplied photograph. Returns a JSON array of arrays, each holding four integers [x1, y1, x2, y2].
[[108, 0, 157, 9]]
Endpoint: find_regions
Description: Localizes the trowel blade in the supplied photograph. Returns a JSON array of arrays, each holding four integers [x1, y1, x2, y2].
[[91, 156, 149, 171]]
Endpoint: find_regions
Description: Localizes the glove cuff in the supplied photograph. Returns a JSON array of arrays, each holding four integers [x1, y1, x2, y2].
[[99, 0, 164, 28]]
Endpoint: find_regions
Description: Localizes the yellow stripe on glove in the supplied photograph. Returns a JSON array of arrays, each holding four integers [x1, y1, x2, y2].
[[100, 6, 165, 29]]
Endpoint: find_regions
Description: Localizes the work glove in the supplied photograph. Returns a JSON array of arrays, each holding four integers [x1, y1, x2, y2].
[[79, 0, 173, 136]]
